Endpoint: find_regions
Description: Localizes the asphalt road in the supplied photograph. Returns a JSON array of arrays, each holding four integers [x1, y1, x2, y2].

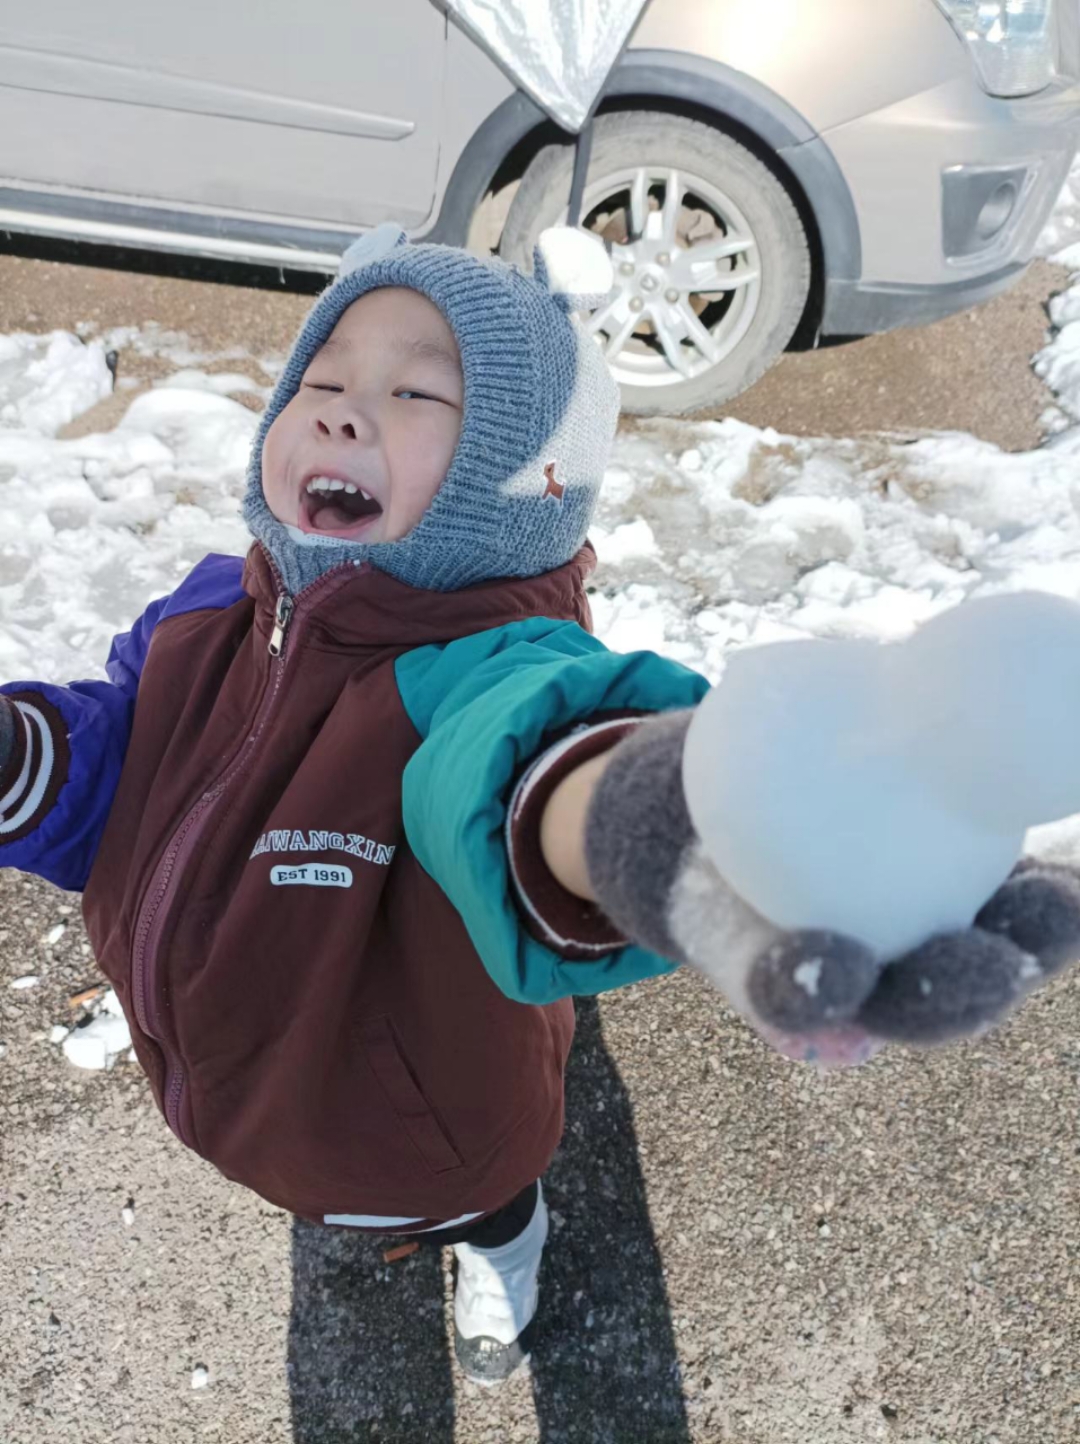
[[0, 239, 1077, 1444]]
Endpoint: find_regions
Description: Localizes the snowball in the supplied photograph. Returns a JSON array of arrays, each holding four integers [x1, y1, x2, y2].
[[684, 591, 1080, 957]]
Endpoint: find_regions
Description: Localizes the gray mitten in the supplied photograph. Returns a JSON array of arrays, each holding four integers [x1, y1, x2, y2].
[[583, 709, 1080, 1065]]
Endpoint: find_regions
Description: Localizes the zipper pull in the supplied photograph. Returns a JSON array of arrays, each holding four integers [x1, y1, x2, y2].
[[268, 594, 294, 658]]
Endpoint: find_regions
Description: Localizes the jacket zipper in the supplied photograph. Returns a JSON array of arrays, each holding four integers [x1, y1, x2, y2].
[[129, 554, 360, 1145]]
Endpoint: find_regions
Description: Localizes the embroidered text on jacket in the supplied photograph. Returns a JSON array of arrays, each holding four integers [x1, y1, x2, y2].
[[249, 828, 397, 864]]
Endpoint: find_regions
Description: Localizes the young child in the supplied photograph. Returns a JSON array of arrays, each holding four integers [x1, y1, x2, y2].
[[2, 225, 1077, 1389]]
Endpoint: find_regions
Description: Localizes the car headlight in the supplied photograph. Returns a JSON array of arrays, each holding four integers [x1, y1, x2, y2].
[[933, 0, 1058, 97]]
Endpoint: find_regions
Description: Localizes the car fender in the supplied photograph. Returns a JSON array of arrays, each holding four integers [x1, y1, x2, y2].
[[425, 48, 862, 284]]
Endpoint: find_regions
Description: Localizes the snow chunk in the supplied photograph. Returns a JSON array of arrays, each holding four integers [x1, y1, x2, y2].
[[62, 995, 131, 1071], [0, 332, 112, 436], [793, 959, 823, 998], [191, 1365, 210, 1389], [100, 988, 127, 1018], [10, 976, 40, 990], [593, 517, 659, 565]]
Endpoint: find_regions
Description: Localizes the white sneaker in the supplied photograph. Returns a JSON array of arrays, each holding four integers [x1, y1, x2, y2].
[[452, 1181, 548, 1386]]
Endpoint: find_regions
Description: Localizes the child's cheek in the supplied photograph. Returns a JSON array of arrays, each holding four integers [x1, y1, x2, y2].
[[260, 420, 291, 519]]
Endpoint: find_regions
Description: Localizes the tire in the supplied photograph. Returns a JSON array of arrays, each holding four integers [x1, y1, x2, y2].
[[500, 111, 812, 416]]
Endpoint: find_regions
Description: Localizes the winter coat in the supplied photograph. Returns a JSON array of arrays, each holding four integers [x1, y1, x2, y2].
[[0, 541, 708, 1228]]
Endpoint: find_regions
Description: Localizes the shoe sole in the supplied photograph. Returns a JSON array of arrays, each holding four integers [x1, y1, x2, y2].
[[454, 1317, 538, 1387]]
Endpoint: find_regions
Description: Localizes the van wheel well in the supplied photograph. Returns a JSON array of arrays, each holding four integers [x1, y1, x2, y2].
[[468, 95, 825, 349]]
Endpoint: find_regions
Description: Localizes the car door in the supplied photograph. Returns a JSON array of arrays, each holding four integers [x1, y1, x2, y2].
[[0, 0, 446, 229]]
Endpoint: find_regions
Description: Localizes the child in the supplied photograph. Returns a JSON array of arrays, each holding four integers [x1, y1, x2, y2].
[[2, 225, 1077, 1388]]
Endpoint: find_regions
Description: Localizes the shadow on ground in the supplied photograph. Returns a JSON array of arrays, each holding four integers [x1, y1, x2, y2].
[[286, 996, 690, 1443]]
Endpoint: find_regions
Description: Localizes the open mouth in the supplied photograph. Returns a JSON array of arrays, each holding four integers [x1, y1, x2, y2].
[[298, 475, 384, 539]]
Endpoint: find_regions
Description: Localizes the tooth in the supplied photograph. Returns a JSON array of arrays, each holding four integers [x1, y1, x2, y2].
[[360, 489, 372, 502], [328, 480, 345, 491], [344, 483, 357, 494]]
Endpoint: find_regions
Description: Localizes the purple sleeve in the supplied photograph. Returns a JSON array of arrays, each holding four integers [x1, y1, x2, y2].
[[0, 553, 245, 891]]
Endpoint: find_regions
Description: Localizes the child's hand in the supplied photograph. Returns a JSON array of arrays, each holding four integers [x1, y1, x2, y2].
[[581, 711, 1080, 1067]]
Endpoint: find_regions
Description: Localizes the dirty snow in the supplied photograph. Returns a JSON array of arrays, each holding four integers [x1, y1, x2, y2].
[[0, 161, 1078, 852], [59, 987, 132, 1070]]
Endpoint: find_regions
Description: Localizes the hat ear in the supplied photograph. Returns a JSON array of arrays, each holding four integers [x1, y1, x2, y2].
[[532, 227, 615, 313], [338, 223, 408, 279]]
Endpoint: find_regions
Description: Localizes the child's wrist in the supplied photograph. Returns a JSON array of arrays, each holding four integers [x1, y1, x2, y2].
[[538, 749, 617, 901]]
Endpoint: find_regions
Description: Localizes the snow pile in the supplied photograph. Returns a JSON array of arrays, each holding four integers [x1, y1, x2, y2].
[[0, 331, 112, 436], [589, 384, 1080, 679], [0, 350, 254, 682], [1036, 155, 1080, 259], [1035, 245, 1080, 424]]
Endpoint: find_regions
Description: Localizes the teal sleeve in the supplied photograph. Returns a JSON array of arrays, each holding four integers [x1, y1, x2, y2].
[[395, 618, 711, 1004]]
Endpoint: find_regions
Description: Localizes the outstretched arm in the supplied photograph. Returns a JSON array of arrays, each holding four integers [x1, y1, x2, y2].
[[533, 709, 1080, 1067]]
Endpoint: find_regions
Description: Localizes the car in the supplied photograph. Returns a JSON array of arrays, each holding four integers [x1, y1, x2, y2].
[[1, 0, 1078, 414]]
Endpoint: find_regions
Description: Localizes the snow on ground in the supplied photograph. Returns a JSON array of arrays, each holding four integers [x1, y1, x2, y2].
[[0, 162, 1079, 868]]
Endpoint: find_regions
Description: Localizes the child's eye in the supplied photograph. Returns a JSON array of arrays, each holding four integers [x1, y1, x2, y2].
[[302, 382, 342, 392], [395, 389, 441, 403]]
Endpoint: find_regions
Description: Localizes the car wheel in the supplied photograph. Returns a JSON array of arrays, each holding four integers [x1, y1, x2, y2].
[[499, 112, 812, 415]]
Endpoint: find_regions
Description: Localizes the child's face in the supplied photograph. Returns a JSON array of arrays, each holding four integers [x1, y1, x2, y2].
[[262, 287, 463, 545]]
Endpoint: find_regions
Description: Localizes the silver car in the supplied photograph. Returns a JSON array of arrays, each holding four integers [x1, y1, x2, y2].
[[1, 0, 1077, 413]]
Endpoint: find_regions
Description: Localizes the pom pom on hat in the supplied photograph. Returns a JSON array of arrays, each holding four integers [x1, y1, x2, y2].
[[338, 223, 408, 278], [532, 227, 615, 312]]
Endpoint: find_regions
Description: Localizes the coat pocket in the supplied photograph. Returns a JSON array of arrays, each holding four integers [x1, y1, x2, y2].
[[358, 1015, 464, 1175]]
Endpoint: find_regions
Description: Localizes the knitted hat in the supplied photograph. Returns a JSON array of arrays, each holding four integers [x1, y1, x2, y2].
[[242, 224, 620, 595]]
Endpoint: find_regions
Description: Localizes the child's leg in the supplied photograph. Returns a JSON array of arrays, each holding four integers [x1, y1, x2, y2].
[[451, 1181, 548, 1386], [413, 1180, 539, 1250], [386, 1180, 547, 1385]]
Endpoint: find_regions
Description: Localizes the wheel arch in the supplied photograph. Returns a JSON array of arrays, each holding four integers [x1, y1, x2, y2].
[[425, 49, 863, 342]]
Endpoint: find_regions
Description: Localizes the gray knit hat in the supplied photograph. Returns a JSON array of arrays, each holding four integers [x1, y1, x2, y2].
[[242, 224, 620, 595]]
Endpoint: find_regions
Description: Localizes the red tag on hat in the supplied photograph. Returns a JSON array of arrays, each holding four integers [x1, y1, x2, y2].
[[543, 462, 565, 502]]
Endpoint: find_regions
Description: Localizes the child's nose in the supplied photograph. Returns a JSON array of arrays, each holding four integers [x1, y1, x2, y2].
[[314, 400, 376, 442]]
